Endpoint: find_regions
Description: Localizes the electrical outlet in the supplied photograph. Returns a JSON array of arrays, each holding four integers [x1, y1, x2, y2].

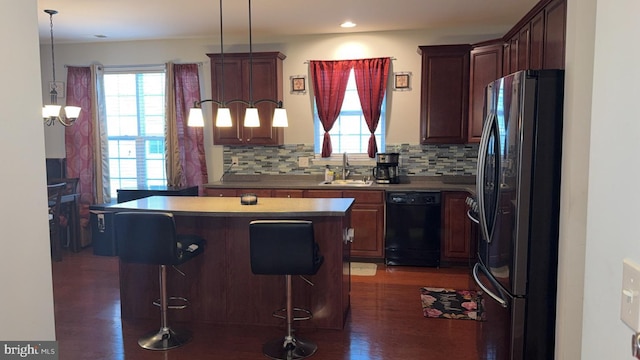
[[621, 259, 640, 331], [298, 157, 309, 167], [231, 156, 239, 165]]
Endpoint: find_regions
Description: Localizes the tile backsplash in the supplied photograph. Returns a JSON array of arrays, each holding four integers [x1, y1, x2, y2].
[[223, 144, 478, 177]]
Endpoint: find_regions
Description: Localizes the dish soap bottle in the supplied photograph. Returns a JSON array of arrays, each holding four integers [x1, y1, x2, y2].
[[324, 165, 334, 182]]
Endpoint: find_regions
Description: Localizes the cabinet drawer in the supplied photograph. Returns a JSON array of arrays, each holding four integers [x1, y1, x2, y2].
[[238, 189, 273, 197], [272, 189, 304, 198], [304, 190, 343, 198], [204, 188, 237, 197], [342, 190, 384, 204]]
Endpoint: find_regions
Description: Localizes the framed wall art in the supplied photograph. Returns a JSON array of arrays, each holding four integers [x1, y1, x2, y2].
[[290, 75, 307, 94], [393, 72, 411, 91], [50, 81, 65, 98]]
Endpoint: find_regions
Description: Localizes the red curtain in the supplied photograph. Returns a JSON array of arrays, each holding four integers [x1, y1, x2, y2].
[[353, 58, 390, 158], [310, 60, 353, 157], [64, 66, 94, 226], [173, 64, 208, 193]]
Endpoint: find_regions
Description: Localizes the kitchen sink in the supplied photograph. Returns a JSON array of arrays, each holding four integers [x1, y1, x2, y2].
[[318, 179, 373, 187]]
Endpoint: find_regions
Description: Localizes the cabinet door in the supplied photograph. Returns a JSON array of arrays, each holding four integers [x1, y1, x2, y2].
[[469, 42, 503, 143], [543, 0, 566, 69], [518, 25, 531, 71], [350, 204, 384, 258], [304, 190, 343, 198], [418, 45, 471, 144], [529, 11, 545, 70], [508, 36, 519, 74], [241, 56, 284, 145], [441, 192, 473, 265], [208, 52, 285, 145]]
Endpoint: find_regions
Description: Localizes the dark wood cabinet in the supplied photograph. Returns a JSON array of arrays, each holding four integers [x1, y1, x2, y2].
[[343, 190, 385, 259], [207, 52, 285, 145], [272, 189, 304, 198], [529, 11, 545, 70], [441, 191, 474, 265], [543, 0, 567, 69], [468, 41, 503, 143], [518, 25, 531, 71], [418, 44, 471, 144]]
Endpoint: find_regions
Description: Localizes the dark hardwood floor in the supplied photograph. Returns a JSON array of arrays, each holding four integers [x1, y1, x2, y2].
[[51, 248, 478, 359]]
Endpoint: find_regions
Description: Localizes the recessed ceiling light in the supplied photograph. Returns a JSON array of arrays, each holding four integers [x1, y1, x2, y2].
[[340, 21, 356, 28], [94, 34, 108, 38]]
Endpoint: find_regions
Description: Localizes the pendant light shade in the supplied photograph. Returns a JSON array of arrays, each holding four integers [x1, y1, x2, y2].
[[272, 108, 288, 127], [216, 107, 232, 127], [244, 107, 260, 127], [188, 107, 205, 127]]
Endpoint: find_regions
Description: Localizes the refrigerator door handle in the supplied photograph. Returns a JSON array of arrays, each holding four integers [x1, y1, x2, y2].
[[473, 263, 508, 308], [467, 210, 479, 224], [477, 112, 496, 244]]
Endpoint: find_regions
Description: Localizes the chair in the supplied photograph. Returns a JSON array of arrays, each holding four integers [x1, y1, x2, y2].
[[48, 178, 79, 248], [114, 211, 205, 350], [249, 220, 324, 360], [47, 182, 66, 262]]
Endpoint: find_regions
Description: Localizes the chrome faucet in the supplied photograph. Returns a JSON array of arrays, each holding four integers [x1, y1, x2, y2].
[[342, 152, 350, 180]]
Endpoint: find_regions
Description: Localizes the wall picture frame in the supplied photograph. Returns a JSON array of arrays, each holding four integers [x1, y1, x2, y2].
[[290, 75, 307, 94], [50, 81, 65, 98], [393, 72, 411, 91]]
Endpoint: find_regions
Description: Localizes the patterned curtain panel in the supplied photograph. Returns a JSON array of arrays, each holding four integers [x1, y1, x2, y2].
[[64, 66, 95, 242], [166, 63, 208, 193]]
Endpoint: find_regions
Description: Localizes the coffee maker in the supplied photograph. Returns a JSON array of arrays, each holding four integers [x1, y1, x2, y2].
[[373, 153, 400, 184]]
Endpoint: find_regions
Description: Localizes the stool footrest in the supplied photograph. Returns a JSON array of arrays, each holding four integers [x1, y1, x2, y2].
[[271, 307, 313, 321], [152, 296, 189, 310]]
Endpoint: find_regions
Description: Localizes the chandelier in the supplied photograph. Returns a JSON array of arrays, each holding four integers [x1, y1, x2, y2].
[[188, 0, 288, 128], [42, 9, 81, 127]]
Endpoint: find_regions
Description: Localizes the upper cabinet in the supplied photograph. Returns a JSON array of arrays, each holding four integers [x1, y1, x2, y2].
[[468, 41, 503, 143], [418, 44, 471, 144], [207, 52, 286, 145], [502, 0, 566, 74]]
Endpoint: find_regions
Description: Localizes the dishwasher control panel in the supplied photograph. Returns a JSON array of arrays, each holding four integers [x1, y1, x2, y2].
[[386, 191, 441, 205]]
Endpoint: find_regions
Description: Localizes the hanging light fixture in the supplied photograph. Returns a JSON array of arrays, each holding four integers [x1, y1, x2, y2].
[[42, 9, 81, 127], [188, 0, 287, 128]]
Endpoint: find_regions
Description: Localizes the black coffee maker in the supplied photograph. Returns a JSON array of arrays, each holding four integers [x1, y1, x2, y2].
[[372, 153, 400, 184]]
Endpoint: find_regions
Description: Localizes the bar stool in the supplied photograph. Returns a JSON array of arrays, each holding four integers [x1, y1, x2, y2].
[[114, 211, 205, 351], [249, 220, 324, 360]]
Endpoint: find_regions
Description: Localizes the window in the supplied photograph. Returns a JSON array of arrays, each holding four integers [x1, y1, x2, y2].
[[313, 70, 385, 157], [104, 71, 166, 198]]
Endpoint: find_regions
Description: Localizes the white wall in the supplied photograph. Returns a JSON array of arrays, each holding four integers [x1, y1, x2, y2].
[[579, 0, 640, 358], [0, 0, 56, 340], [41, 27, 502, 181]]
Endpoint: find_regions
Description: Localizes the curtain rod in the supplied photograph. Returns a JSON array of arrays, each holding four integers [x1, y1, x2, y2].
[[64, 62, 203, 69], [303, 57, 396, 64]]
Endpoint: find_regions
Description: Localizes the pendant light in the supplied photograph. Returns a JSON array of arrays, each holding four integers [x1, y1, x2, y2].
[[42, 9, 81, 127], [188, 0, 287, 128]]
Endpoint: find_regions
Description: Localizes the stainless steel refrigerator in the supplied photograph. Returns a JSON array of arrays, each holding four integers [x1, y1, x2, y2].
[[472, 69, 564, 360]]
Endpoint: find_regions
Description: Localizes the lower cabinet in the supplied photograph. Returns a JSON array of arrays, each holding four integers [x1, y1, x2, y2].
[[343, 191, 385, 259], [441, 191, 474, 265], [207, 188, 385, 259]]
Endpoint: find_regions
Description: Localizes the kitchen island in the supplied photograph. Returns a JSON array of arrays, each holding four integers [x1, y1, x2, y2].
[[108, 196, 354, 330]]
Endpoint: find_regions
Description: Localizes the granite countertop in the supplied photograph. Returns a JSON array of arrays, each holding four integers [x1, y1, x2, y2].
[[204, 174, 476, 193], [107, 195, 355, 217]]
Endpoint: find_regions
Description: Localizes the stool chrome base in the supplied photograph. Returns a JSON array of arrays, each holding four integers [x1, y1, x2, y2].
[[263, 336, 317, 360], [138, 326, 192, 351]]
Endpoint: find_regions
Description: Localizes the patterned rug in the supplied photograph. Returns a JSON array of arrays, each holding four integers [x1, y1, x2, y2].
[[351, 262, 377, 276], [420, 287, 481, 321]]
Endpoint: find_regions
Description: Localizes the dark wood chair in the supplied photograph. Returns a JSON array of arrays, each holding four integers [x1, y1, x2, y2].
[[48, 178, 79, 248], [47, 182, 66, 262]]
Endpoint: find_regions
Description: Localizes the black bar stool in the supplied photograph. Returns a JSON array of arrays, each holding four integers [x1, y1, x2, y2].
[[249, 220, 324, 360], [114, 211, 205, 351]]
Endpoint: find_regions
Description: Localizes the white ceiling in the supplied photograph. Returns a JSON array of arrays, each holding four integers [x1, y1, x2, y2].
[[37, 0, 539, 44]]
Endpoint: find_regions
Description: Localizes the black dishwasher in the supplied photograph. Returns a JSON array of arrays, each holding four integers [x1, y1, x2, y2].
[[385, 191, 441, 267]]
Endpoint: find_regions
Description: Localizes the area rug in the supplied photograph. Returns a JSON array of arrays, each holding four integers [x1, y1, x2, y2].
[[351, 262, 377, 276], [420, 287, 481, 320]]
